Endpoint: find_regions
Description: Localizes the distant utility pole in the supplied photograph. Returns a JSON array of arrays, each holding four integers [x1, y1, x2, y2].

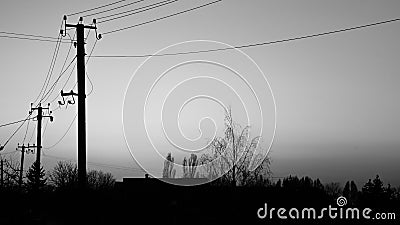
[[0, 157, 3, 188], [62, 16, 100, 190], [30, 103, 53, 188], [17, 143, 36, 189]]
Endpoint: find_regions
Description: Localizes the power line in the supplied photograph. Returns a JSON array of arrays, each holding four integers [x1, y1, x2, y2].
[[71, 35, 98, 91], [67, 0, 128, 17], [42, 153, 144, 172], [43, 114, 76, 150], [94, 17, 400, 57], [97, 0, 178, 24], [1, 115, 36, 149], [49, 62, 77, 104], [49, 32, 79, 104], [42, 118, 49, 138], [22, 115, 31, 143], [102, 0, 222, 35], [0, 31, 60, 40], [28, 123, 36, 143], [41, 56, 77, 103], [32, 31, 62, 105], [0, 35, 71, 43], [0, 117, 36, 128], [42, 32, 77, 103], [39, 35, 63, 103], [32, 20, 68, 107], [87, 72, 94, 96], [85, 37, 98, 97], [82, 0, 145, 18], [97, 0, 170, 20]]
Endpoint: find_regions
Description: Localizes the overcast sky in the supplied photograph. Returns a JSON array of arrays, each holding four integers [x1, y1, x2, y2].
[[0, 0, 399, 186]]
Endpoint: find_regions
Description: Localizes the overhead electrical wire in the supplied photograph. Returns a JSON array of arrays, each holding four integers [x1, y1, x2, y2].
[[32, 19, 73, 107], [39, 35, 63, 103], [72, 34, 98, 91], [0, 35, 71, 43], [0, 31, 60, 40], [28, 123, 36, 143], [49, 62, 76, 104], [42, 119, 49, 138], [31, 27, 63, 105], [41, 55, 77, 103], [97, 0, 171, 20], [43, 114, 76, 150], [0, 117, 35, 128], [102, 0, 222, 34], [94, 17, 400, 57], [97, 0, 178, 24], [42, 153, 145, 172], [22, 115, 31, 143], [82, 0, 145, 18], [41, 32, 77, 103], [85, 38, 98, 97], [0, 115, 37, 149], [49, 31, 79, 104], [67, 0, 128, 17]]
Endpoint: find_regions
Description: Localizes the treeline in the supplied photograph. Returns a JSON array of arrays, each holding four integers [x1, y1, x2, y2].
[[267, 174, 400, 208], [0, 159, 115, 192]]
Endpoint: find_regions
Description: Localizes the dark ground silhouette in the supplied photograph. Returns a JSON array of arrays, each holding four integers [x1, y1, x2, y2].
[[0, 172, 399, 225]]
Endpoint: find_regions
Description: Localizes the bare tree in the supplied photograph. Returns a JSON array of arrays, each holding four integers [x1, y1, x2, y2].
[[48, 161, 115, 191], [162, 153, 176, 178], [182, 154, 198, 178], [48, 161, 78, 189], [87, 170, 115, 190], [198, 108, 271, 186], [1, 156, 20, 188]]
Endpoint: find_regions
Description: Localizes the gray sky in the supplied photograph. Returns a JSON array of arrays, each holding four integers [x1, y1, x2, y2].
[[0, 0, 399, 186]]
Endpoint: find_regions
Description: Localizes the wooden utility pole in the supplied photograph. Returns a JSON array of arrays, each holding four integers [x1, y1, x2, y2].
[[17, 143, 36, 189], [30, 103, 53, 188], [0, 157, 3, 188], [63, 16, 99, 190]]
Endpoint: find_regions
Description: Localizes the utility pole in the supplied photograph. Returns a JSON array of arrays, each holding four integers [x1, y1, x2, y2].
[[30, 103, 53, 188], [62, 16, 99, 190], [0, 157, 3, 188], [17, 143, 36, 189]]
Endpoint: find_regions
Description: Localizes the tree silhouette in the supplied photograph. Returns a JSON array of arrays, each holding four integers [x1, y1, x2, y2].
[[87, 170, 115, 190], [26, 162, 47, 191], [48, 161, 78, 190], [162, 153, 176, 178], [361, 174, 391, 207], [362, 178, 374, 194], [0, 157, 20, 189], [350, 181, 359, 205], [48, 161, 115, 191], [324, 182, 342, 199], [343, 181, 350, 199], [198, 108, 271, 186], [182, 154, 198, 178], [343, 180, 359, 206], [275, 179, 282, 188], [373, 174, 384, 195]]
